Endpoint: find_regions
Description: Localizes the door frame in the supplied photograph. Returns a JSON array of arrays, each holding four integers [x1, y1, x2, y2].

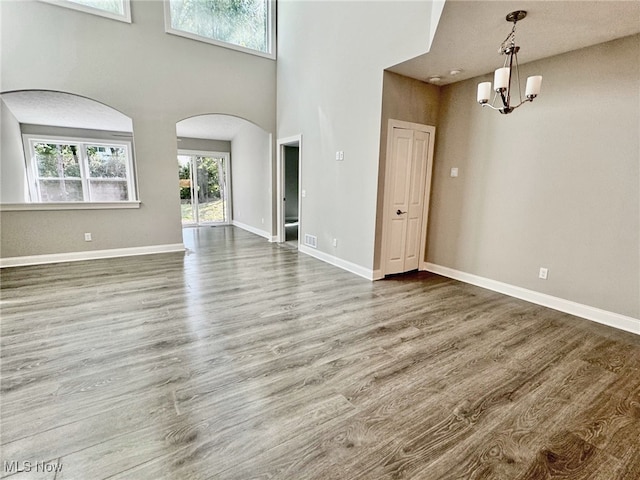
[[178, 149, 232, 226], [275, 134, 302, 244], [380, 119, 436, 276]]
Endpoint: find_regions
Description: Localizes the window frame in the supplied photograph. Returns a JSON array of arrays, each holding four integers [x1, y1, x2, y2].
[[23, 134, 138, 204], [39, 0, 132, 23], [163, 0, 276, 60]]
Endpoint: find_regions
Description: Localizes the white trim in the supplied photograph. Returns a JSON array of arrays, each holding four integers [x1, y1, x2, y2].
[[163, 0, 276, 60], [232, 220, 271, 240], [424, 262, 640, 336], [39, 0, 132, 23], [299, 245, 374, 281], [0, 201, 140, 211], [0, 243, 185, 268]]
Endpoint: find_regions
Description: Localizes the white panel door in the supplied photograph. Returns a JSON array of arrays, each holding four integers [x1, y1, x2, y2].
[[404, 130, 429, 271], [384, 127, 431, 275]]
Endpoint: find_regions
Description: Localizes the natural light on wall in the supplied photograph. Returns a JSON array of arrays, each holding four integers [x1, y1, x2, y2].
[[164, 0, 275, 59], [40, 0, 132, 22]]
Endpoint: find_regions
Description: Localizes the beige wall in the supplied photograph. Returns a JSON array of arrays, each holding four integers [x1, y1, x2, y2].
[[428, 34, 639, 318], [373, 71, 441, 271], [0, 0, 275, 258]]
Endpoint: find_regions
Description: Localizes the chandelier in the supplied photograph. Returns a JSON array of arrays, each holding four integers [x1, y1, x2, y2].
[[477, 11, 542, 114]]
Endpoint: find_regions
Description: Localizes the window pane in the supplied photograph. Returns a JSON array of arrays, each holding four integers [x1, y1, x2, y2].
[[178, 155, 195, 224], [196, 156, 225, 222], [39, 179, 83, 202], [28, 137, 134, 203], [34, 143, 81, 178], [86, 145, 128, 178], [169, 0, 269, 54], [67, 0, 125, 15], [89, 180, 128, 201]]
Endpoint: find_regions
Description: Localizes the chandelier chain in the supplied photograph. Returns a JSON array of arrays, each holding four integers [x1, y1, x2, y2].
[[499, 24, 517, 54]]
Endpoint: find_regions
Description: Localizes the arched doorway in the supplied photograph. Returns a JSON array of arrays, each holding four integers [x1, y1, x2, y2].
[[175, 114, 272, 234]]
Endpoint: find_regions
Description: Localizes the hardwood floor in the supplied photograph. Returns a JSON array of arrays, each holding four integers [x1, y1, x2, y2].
[[1, 226, 639, 479]]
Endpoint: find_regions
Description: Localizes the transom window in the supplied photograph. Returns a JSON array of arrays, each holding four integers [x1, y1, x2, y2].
[[24, 136, 136, 203], [164, 0, 275, 59], [39, 0, 132, 23]]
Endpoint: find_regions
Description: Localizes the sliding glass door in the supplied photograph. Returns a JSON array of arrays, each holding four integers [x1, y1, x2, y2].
[[178, 151, 230, 226]]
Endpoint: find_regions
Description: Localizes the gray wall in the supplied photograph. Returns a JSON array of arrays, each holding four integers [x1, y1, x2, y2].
[[277, 0, 435, 269], [373, 71, 441, 271], [428, 34, 639, 318], [177, 138, 231, 153], [0, 0, 275, 257], [231, 123, 271, 233]]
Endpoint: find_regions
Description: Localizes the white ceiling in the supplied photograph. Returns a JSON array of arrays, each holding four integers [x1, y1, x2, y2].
[[1, 90, 133, 132], [390, 0, 640, 85], [176, 114, 251, 141]]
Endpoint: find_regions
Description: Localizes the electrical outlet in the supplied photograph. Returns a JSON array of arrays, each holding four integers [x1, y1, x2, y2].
[[84, 233, 92, 242], [450, 167, 459, 177], [539, 267, 548, 280], [332, 238, 337, 247]]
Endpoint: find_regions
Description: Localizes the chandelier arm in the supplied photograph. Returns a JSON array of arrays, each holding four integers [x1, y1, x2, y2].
[[508, 98, 532, 111], [481, 103, 503, 111]]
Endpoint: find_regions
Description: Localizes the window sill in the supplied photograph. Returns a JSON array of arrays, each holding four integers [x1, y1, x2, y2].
[[0, 201, 141, 212]]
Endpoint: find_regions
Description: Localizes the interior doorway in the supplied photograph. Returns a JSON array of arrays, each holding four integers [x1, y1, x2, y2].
[[276, 135, 302, 246], [178, 150, 230, 226], [284, 145, 299, 245]]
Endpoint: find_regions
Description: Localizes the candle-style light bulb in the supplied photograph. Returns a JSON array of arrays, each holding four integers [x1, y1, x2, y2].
[[477, 82, 492, 104], [525, 75, 542, 99], [494, 67, 510, 91]]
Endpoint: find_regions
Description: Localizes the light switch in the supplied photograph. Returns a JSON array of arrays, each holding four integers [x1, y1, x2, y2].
[[336, 151, 344, 161], [450, 167, 459, 177]]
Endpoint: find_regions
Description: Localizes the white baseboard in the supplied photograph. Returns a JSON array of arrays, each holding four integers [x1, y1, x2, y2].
[[231, 220, 272, 240], [298, 245, 374, 280], [0, 243, 185, 268], [424, 262, 639, 336]]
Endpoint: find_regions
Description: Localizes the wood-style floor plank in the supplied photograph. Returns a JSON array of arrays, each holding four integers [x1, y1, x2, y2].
[[1, 226, 639, 479]]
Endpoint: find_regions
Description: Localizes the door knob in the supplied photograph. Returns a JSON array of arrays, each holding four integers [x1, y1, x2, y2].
[[396, 209, 407, 215]]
